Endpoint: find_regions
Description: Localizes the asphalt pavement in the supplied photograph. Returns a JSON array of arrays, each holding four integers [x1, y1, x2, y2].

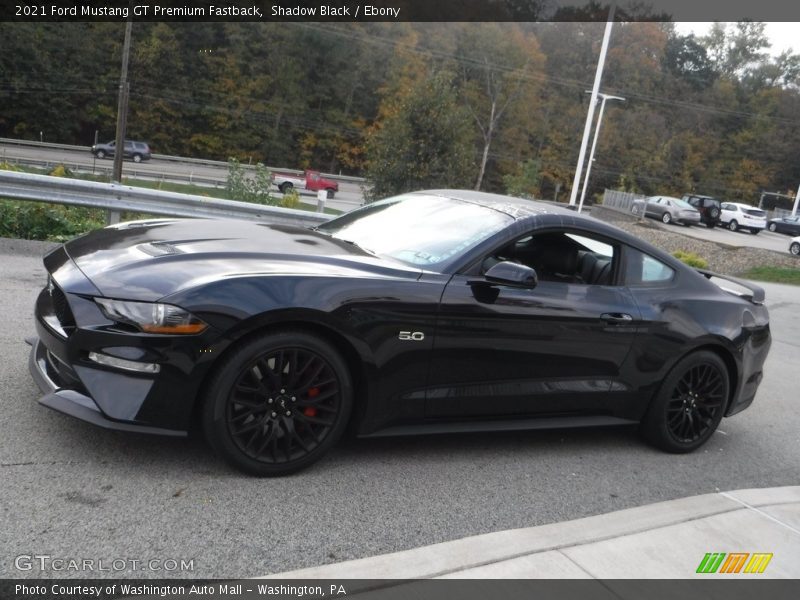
[[1, 238, 799, 579]]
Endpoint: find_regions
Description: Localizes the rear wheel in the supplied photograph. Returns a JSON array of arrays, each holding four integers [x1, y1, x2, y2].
[[706, 220, 715, 229], [279, 182, 293, 194], [662, 212, 672, 224], [750, 229, 760, 235], [202, 330, 353, 476], [95, 150, 106, 159], [640, 351, 729, 453], [791, 242, 800, 256], [132, 154, 142, 163], [326, 188, 335, 199], [728, 220, 739, 232]]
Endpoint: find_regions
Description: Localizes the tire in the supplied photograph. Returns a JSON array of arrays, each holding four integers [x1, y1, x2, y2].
[[132, 154, 142, 163], [326, 189, 335, 200], [279, 182, 293, 194], [662, 212, 672, 224], [709, 207, 720, 219], [95, 150, 106, 159], [768, 223, 777, 232], [791, 242, 800, 256], [728, 220, 739, 232], [750, 229, 759, 235], [632, 205, 639, 215], [640, 350, 729, 453], [706, 221, 715, 229], [202, 330, 353, 476]]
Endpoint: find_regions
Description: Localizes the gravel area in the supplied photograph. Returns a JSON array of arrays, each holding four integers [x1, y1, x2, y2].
[[590, 206, 800, 276]]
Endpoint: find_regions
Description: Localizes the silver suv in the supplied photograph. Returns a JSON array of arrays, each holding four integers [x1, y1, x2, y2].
[[90, 140, 152, 163]]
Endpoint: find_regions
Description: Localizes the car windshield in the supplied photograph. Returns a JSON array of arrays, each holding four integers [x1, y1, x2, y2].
[[315, 194, 513, 268], [674, 199, 695, 210]]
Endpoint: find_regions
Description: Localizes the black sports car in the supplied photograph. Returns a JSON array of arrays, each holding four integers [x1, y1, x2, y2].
[[767, 215, 800, 236], [29, 191, 772, 475]]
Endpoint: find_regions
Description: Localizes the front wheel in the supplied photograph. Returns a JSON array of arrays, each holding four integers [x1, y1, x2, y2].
[[640, 350, 729, 453], [326, 188, 335, 200], [706, 221, 715, 229], [791, 242, 800, 256], [202, 330, 353, 476], [95, 150, 106, 159], [768, 223, 777, 232], [728, 220, 739, 232], [662, 212, 672, 224], [279, 182, 293, 194]]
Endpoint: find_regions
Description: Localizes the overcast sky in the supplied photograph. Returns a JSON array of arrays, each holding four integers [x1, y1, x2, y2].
[[675, 22, 800, 57]]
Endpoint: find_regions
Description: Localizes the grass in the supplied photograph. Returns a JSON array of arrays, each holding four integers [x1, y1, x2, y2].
[[740, 266, 800, 285]]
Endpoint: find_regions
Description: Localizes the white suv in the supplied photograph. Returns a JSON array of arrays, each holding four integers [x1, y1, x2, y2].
[[719, 202, 767, 234]]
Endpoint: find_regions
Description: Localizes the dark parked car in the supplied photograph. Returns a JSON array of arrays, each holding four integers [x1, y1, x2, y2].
[[767, 215, 800, 236], [90, 140, 151, 163], [28, 191, 771, 475], [683, 194, 722, 228]]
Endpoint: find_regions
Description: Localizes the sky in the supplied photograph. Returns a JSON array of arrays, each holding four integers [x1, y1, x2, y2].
[[675, 22, 800, 57]]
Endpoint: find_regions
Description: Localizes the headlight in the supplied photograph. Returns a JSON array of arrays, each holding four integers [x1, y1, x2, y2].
[[95, 298, 207, 334]]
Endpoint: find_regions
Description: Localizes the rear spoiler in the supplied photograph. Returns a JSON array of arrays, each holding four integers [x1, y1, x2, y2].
[[696, 269, 765, 305]]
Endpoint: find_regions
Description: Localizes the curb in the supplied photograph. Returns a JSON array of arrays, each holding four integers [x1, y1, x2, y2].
[[262, 486, 800, 579]]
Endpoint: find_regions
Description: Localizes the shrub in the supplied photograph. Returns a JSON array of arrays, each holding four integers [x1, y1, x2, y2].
[[226, 158, 276, 205], [49, 164, 74, 178], [672, 250, 708, 269], [280, 188, 301, 209], [0, 199, 106, 242]]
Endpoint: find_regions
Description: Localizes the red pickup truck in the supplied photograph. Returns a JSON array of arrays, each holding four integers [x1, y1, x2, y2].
[[270, 170, 339, 199]]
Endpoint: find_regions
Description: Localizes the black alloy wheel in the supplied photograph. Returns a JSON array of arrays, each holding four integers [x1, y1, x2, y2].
[[640, 350, 729, 453], [202, 330, 352, 475]]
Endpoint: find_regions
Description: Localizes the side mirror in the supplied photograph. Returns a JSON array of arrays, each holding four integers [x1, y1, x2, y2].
[[481, 261, 538, 288]]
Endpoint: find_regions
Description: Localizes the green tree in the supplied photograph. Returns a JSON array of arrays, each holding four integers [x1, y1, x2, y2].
[[364, 72, 473, 200]]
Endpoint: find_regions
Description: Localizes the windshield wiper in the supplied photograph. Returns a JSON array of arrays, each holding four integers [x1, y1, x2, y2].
[[337, 238, 377, 256]]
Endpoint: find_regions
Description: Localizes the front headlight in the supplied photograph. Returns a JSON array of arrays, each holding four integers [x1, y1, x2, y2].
[[95, 298, 207, 334]]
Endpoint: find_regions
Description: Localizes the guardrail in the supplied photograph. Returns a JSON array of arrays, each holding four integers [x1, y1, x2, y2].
[[0, 137, 366, 184], [0, 170, 332, 227]]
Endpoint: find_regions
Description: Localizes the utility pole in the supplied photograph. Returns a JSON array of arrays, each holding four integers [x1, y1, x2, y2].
[[578, 92, 625, 213], [568, 3, 616, 207], [112, 20, 133, 185]]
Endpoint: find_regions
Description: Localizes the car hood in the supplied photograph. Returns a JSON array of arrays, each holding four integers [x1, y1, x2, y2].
[[61, 218, 421, 301]]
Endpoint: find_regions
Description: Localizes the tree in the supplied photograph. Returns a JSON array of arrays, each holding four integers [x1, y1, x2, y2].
[[455, 24, 544, 190], [364, 71, 473, 200]]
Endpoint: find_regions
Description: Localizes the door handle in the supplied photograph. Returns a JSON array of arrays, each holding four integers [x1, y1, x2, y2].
[[600, 312, 634, 324]]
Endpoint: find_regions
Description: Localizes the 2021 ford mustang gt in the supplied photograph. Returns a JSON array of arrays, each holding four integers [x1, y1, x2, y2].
[[28, 191, 771, 475]]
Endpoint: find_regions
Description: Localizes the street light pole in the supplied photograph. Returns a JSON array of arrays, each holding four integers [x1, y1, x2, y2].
[[568, 3, 616, 207], [793, 183, 800, 217], [578, 93, 625, 213]]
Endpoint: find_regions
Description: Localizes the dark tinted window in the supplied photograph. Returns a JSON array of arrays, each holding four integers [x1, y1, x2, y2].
[[624, 247, 675, 285]]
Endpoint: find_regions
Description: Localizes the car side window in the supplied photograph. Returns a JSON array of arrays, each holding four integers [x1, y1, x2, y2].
[[624, 247, 675, 286], [479, 230, 618, 286]]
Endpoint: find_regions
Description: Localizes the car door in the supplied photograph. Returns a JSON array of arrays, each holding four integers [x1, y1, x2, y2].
[[720, 203, 736, 224], [426, 229, 641, 420], [645, 197, 661, 218]]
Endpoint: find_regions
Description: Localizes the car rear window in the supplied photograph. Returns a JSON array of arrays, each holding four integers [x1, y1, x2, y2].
[[745, 209, 766, 217]]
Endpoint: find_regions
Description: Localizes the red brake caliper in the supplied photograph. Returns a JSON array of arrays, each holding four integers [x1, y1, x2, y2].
[[303, 387, 319, 417]]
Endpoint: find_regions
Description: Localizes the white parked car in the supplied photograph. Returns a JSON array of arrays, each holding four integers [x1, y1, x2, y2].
[[790, 236, 800, 256], [719, 202, 767, 234]]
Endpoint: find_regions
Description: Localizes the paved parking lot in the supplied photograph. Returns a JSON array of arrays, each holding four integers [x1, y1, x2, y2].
[[1, 238, 799, 579], [639, 218, 795, 254]]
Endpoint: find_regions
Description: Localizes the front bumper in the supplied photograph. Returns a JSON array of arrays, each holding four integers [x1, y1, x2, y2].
[[27, 336, 186, 436]]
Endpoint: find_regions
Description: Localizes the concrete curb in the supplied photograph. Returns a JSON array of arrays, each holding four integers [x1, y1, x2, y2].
[[262, 486, 800, 579]]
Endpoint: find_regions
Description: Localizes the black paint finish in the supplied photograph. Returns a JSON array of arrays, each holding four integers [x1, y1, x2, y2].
[[28, 191, 771, 441]]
